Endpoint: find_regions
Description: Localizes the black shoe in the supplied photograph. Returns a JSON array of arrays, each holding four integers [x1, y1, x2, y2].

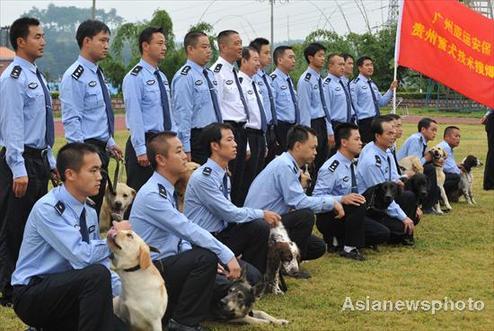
[[283, 268, 312, 279], [167, 319, 209, 331], [423, 208, 442, 215], [339, 248, 366, 261], [401, 237, 415, 246]]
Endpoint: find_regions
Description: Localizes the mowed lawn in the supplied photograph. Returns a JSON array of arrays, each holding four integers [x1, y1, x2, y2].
[[1, 121, 493, 331]]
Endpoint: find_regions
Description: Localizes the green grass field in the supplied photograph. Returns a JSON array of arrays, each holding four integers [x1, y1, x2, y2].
[[1, 120, 493, 331]]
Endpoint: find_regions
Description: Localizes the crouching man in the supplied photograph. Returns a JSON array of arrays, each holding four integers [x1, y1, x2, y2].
[[11, 143, 127, 330], [129, 132, 242, 331]]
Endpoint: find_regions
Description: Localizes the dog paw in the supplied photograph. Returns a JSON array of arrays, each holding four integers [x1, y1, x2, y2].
[[273, 319, 289, 325]]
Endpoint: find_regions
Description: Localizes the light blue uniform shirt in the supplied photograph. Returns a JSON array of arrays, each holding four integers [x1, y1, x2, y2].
[[323, 73, 356, 123], [270, 68, 310, 126], [172, 60, 220, 153], [350, 74, 392, 120], [297, 67, 333, 135], [313, 151, 355, 202], [397, 132, 428, 164], [253, 69, 275, 125], [130, 172, 234, 264], [123, 59, 176, 156], [356, 142, 407, 221], [184, 158, 264, 233], [0, 56, 56, 178], [11, 185, 120, 296], [437, 140, 461, 174], [60, 55, 115, 147], [244, 152, 335, 214]]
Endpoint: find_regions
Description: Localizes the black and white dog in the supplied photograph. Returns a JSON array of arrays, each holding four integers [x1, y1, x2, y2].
[[211, 269, 289, 325], [458, 155, 482, 205]]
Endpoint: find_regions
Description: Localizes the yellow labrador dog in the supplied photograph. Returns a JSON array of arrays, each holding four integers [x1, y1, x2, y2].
[[429, 145, 452, 213], [108, 230, 167, 331], [100, 183, 136, 234], [398, 155, 424, 175], [175, 161, 200, 213]]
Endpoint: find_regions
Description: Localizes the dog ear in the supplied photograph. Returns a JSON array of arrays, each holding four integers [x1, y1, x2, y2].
[[239, 265, 247, 282], [252, 281, 266, 299], [131, 188, 136, 197], [139, 244, 151, 270]]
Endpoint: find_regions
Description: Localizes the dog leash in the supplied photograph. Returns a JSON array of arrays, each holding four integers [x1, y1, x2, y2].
[[106, 157, 123, 195]]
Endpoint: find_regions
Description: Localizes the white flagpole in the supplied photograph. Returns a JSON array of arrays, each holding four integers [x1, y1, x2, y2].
[[392, 0, 405, 114]]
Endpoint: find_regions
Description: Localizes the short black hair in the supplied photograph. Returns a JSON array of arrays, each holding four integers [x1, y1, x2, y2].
[[303, 42, 326, 63], [356, 55, 373, 67], [138, 26, 164, 54], [385, 113, 401, 120], [334, 123, 359, 150], [444, 125, 460, 137], [200, 123, 235, 157], [371, 115, 395, 141], [57, 143, 99, 182], [217, 30, 238, 47], [9, 17, 40, 51], [417, 117, 437, 132], [184, 31, 207, 53], [76, 19, 110, 49], [287, 125, 317, 150], [341, 53, 354, 61], [146, 131, 179, 170], [237, 46, 258, 68], [249, 37, 269, 53], [273, 45, 292, 66], [326, 52, 342, 65]]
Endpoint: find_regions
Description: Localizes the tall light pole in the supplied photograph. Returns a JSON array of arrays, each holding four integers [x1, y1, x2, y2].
[[92, 0, 96, 19], [270, 0, 274, 47]]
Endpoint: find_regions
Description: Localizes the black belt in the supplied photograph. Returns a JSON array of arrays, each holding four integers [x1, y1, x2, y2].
[[277, 120, 295, 126], [84, 138, 107, 151], [245, 128, 264, 134], [1, 146, 49, 159], [224, 120, 246, 128], [312, 116, 326, 122]]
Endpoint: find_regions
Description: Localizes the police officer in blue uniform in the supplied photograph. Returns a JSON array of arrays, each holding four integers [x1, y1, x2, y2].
[[271, 46, 310, 151], [397, 117, 440, 213], [437, 126, 462, 198], [184, 123, 281, 274], [313, 123, 390, 260], [172, 31, 222, 165], [249, 37, 279, 164], [341, 53, 355, 88], [297, 43, 334, 186], [245, 125, 344, 273], [11, 143, 127, 330], [130, 132, 241, 331], [60, 20, 122, 215], [356, 116, 418, 245], [0, 17, 57, 306], [350, 56, 397, 144], [237, 46, 269, 205], [482, 109, 494, 190], [323, 53, 356, 130], [123, 27, 176, 193]]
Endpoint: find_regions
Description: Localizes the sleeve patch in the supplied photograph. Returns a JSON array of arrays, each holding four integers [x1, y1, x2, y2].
[[328, 160, 339, 172], [214, 64, 223, 73], [71, 65, 84, 80], [54, 201, 65, 215], [158, 184, 167, 198], [130, 65, 143, 76], [202, 167, 212, 176], [10, 65, 21, 79], [181, 65, 191, 75], [375, 155, 382, 167], [304, 73, 311, 81]]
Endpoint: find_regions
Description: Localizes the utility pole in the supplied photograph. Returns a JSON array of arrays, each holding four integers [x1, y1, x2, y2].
[[92, 0, 96, 19], [287, 15, 290, 42], [270, 0, 274, 48]]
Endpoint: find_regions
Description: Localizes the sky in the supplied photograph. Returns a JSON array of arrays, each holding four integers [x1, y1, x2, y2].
[[0, 0, 392, 42]]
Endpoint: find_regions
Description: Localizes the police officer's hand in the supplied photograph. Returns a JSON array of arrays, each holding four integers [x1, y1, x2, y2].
[[327, 134, 335, 147], [186, 152, 192, 162], [416, 207, 423, 221], [481, 115, 488, 125], [403, 217, 415, 234], [390, 80, 398, 90], [263, 210, 281, 227], [109, 145, 124, 160], [137, 154, 150, 167], [396, 179, 405, 189], [50, 169, 61, 187], [112, 220, 132, 231], [341, 193, 366, 206], [333, 201, 345, 219], [13, 176, 29, 198], [245, 150, 251, 161], [226, 257, 241, 280]]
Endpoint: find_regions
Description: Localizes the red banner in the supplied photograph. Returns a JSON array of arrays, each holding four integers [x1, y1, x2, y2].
[[397, 0, 494, 108]]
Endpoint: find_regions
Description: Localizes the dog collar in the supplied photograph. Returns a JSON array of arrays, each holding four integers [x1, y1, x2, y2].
[[123, 265, 141, 272]]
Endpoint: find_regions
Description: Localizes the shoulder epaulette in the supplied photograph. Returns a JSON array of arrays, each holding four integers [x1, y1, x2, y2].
[[290, 162, 299, 174], [304, 73, 311, 81], [202, 167, 212, 176], [375, 155, 382, 167], [71, 65, 84, 80], [353, 77, 360, 83], [181, 65, 191, 75], [214, 64, 222, 73], [54, 201, 65, 215], [10, 65, 21, 79], [328, 160, 339, 172], [158, 184, 167, 199], [86, 198, 96, 208], [131, 65, 143, 76]]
